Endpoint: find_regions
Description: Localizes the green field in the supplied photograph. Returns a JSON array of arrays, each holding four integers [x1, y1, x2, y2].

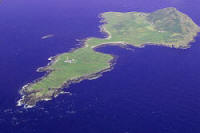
[[18, 7, 200, 108]]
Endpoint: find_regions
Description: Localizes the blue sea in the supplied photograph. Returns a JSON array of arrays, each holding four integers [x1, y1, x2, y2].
[[0, 0, 200, 132]]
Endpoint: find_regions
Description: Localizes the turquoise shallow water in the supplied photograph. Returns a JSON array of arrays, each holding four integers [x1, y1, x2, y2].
[[0, 0, 200, 133]]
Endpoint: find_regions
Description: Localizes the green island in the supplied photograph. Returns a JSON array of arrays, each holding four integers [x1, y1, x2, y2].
[[17, 7, 200, 108]]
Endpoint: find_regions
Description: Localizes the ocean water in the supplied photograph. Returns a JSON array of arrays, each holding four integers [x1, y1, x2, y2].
[[0, 0, 200, 133]]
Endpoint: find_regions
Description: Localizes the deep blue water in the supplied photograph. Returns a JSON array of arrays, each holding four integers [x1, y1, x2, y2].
[[0, 0, 200, 133]]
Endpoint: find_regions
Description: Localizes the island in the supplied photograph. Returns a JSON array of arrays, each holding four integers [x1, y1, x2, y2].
[[17, 7, 200, 108], [41, 34, 55, 40]]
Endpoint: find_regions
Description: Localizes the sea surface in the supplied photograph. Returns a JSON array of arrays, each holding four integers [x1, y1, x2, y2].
[[0, 0, 200, 133]]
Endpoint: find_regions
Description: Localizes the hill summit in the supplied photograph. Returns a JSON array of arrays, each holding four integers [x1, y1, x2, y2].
[[147, 7, 200, 34]]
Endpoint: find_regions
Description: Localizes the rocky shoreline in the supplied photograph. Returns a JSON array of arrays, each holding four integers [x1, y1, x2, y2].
[[17, 56, 116, 108]]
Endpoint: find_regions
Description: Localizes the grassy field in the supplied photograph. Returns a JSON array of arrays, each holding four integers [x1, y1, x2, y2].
[[18, 7, 200, 107]]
